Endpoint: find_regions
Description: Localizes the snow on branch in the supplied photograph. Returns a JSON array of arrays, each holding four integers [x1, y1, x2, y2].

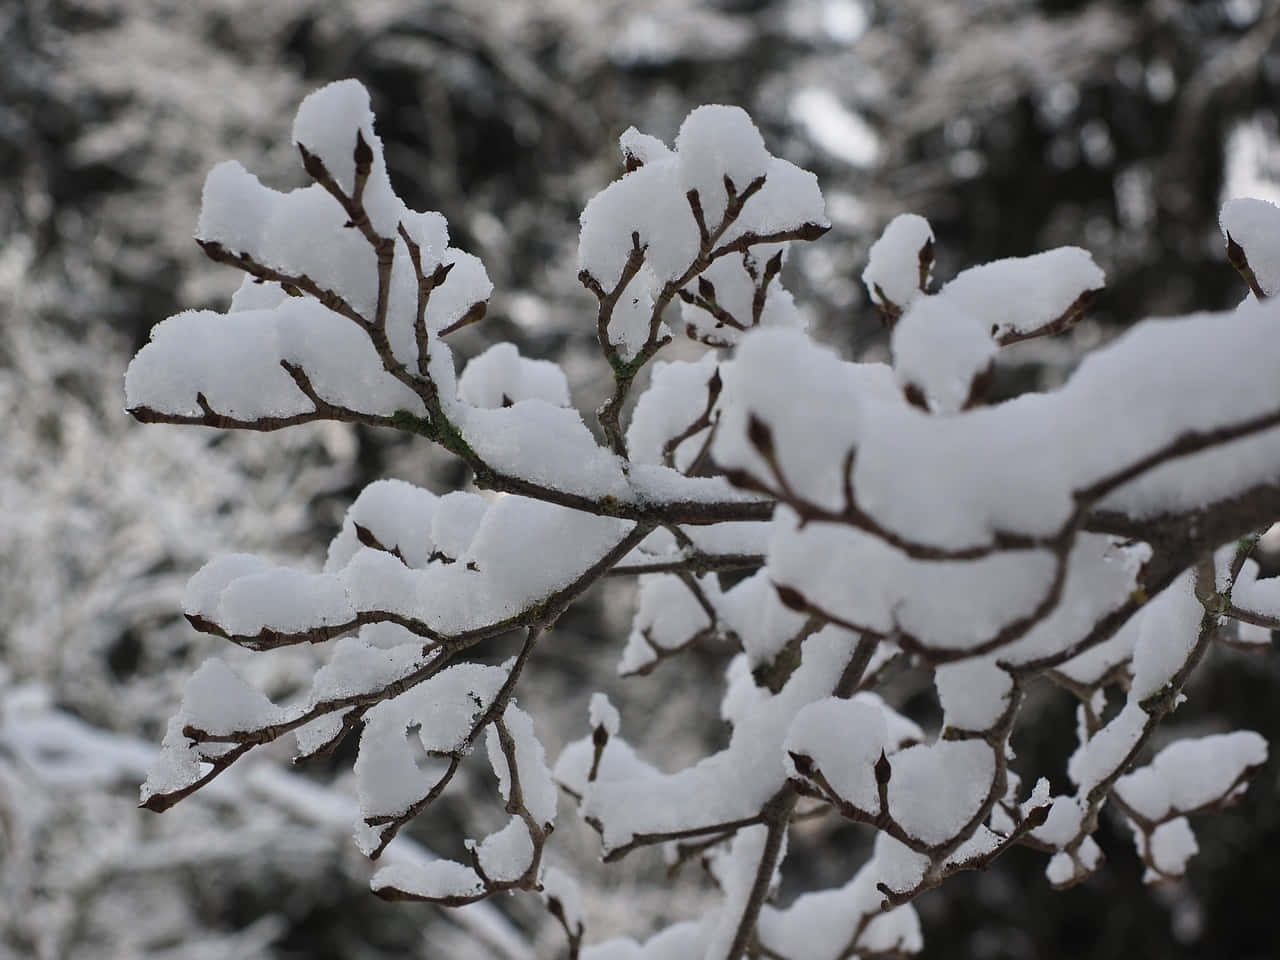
[[124, 79, 1280, 959]]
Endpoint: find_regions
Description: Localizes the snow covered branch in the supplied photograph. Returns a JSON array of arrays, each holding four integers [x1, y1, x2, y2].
[[123, 79, 1280, 958]]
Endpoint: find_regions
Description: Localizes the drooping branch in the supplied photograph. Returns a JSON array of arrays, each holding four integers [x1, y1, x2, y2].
[[994, 288, 1099, 346], [364, 627, 543, 858], [376, 710, 551, 905], [152, 524, 656, 811]]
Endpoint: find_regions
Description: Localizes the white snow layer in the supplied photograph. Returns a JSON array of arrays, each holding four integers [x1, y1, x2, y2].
[[717, 297, 1280, 555], [580, 630, 854, 853], [1221, 196, 1280, 296], [578, 105, 826, 295], [1114, 731, 1267, 823], [862, 213, 933, 312], [128, 79, 491, 423]]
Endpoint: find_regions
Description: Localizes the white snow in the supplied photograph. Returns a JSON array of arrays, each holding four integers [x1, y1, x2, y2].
[[716, 570, 809, 668], [485, 704, 558, 827], [353, 661, 508, 831], [180, 658, 285, 737], [784, 696, 890, 811], [588, 693, 621, 737], [862, 213, 933, 312], [886, 740, 995, 846], [675, 105, 771, 225], [579, 104, 826, 299], [125, 301, 429, 421], [455, 401, 630, 499], [718, 296, 1280, 553], [1144, 817, 1198, 880], [1114, 731, 1267, 822], [1129, 572, 1204, 702], [626, 354, 720, 467], [581, 630, 854, 853], [890, 293, 996, 413], [325, 478, 439, 571], [934, 658, 1013, 731], [619, 573, 717, 674], [458, 342, 571, 409], [939, 247, 1104, 342], [1067, 702, 1147, 794], [371, 858, 483, 901], [470, 816, 536, 882], [680, 251, 803, 346], [1220, 196, 1280, 296]]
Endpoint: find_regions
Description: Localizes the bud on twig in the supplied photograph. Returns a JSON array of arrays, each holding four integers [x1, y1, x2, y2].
[[297, 143, 326, 183], [917, 237, 934, 293], [1024, 803, 1051, 830], [706, 367, 723, 403], [353, 130, 374, 174], [746, 413, 774, 458], [788, 751, 816, 779], [774, 584, 807, 612]]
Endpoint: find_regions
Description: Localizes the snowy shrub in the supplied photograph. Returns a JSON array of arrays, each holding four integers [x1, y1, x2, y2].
[[124, 79, 1280, 958]]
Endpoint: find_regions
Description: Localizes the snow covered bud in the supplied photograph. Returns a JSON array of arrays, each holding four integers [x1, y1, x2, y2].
[[862, 213, 935, 326]]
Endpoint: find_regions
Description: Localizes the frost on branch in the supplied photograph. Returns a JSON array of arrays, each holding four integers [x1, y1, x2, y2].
[[125, 76, 1280, 959]]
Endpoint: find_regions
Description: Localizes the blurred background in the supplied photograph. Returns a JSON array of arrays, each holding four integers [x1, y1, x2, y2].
[[3, 0, 1280, 957]]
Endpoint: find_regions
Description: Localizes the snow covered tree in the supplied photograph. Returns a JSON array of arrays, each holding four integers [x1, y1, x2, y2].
[[123, 79, 1280, 959]]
